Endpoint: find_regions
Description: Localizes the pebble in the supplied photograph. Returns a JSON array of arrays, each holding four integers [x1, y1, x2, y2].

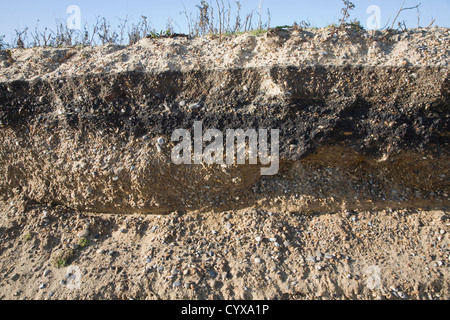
[[254, 258, 262, 264], [157, 137, 165, 145], [255, 236, 262, 242], [306, 256, 317, 263], [208, 270, 217, 278], [189, 103, 202, 110], [39, 283, 46, 290], [49, 291, 54, 297], [77, 229, 89, 238], [173, 281, 181, 288], [224, 223, 232, 230], [60, 280, 66, 285], [10, 273, 19, 281], [43, 270, 51, 277], [179, 100, 186, 107], [157, 265, 164, 272]]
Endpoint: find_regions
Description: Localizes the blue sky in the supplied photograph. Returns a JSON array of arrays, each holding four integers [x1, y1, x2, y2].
[[1, 0, 449, 42]]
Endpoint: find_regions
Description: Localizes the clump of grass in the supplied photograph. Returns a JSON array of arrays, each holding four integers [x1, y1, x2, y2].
[[78, 238, 89, 248], [337, 0, 365, 33], [347, 20, 365, 33], [23, 232, 33, 242], [51, 249, 75, 268]]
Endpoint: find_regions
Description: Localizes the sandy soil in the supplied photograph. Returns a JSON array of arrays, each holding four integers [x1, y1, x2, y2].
[[1, 27, 448, 81], [0, 200, 448, 300], [0, 27, 449, 300]]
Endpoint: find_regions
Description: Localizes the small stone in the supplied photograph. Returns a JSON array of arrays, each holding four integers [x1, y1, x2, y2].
[[254, 258, 261, 264], [77, 229, 89, 238], [255, 236, 262, 242], [112, 176, 119, 182], [173, 281, 181, 288], [39, 283, 46, 290], [43, 270, 51, 277], [157, 137, 165, 145], [60, 280, 66, 285], [224, 223, 232, 230], [207, 270, 217, 278], [10, 273, 19, 281], [49, 291, 54, 297], [306, 256, 317, 263], [119, 228, 127, 233], [146, 258, 152, 263], [189, 103, 202, 110], [398, 292, 407, 299], [108, 250, 115, 256], [179, 100, 186, 107], [157, 265, 164, 272]]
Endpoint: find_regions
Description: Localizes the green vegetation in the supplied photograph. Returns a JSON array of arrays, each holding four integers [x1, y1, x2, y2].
[[0, 0, 436, 49], [78, 238, 89, 248], [23, 232, 33, 242], [52, 249, 75, 269]]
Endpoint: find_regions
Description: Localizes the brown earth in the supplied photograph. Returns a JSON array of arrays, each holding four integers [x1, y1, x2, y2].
[[0, 26, 449, 300]]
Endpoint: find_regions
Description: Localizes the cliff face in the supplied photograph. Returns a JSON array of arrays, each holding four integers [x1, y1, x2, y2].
[[0, 28, 449, 214], [0, 27, 449, 302]]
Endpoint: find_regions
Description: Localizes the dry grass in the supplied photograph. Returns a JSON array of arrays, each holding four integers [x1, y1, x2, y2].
[[0, 0, 439, 49], [1, 0, 272, 48]]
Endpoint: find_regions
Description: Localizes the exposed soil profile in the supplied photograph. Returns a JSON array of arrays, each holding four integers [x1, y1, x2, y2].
[[0, 27, 448, 300]]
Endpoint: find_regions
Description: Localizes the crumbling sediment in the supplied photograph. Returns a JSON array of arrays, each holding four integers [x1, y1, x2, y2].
[[0, 62, 448, 214]]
